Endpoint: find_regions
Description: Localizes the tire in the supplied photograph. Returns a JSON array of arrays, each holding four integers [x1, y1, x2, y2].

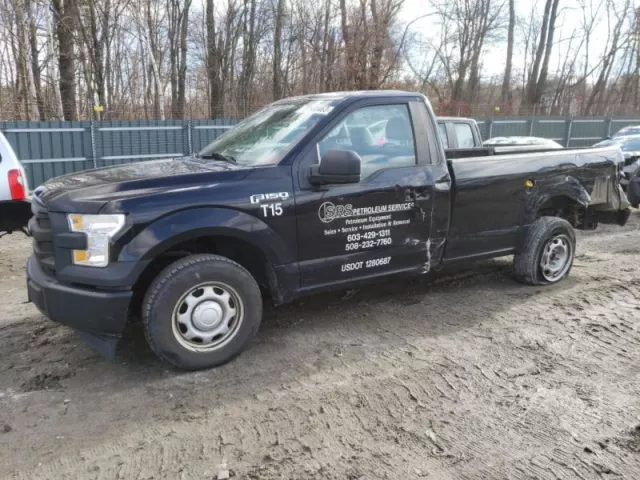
[[627, 168, 640, 208], [142, 254, 262, 370], [514, 216, 576, 286]]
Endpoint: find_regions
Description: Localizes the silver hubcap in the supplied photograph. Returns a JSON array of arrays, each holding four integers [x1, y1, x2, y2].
[[540, 234, 572, 282], [172, 282, 243, 352]]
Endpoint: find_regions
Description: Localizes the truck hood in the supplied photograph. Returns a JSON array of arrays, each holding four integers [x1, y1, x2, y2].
[[37, 157, 251, 213]]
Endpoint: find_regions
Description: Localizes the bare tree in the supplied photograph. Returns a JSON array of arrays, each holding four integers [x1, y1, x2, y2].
[[238, 0, 257, 114], [431, 0, 505, 103], [272, 0, 285, 99], [1, 0, 639, 121], [167, 0, 192, 118], [500, 0, 514, 105], [51, 0, 77, 120], [525, 0, 561, 108], [583, 0, 632, 114], [73, 0, 130, 117]]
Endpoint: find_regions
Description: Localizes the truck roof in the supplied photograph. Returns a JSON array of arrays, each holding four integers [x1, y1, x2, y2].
[[436, 116, 476, 123], [272, 90, 421, 106]]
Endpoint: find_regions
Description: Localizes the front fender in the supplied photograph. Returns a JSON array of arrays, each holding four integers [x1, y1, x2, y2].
[[118, 207, 293, 266]]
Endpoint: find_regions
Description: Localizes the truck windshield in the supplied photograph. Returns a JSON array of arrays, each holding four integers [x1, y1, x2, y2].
[[198, 99, 334, 166]]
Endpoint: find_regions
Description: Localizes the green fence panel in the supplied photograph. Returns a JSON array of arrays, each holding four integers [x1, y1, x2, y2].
[[0, 121, 93, 189], [3, 116, 640, 188]]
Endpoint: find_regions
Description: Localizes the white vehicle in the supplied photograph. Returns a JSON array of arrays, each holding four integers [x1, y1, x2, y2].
[[0, 131, 30, 235], [611, 125, 640, 140], [593, 135, 640, 191], [483, 136, 563, 149]]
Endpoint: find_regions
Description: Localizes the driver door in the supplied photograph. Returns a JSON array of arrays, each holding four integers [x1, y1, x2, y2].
[[294, 98, 438, 291]]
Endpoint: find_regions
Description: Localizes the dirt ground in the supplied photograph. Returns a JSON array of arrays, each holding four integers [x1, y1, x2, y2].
[[1, 215, 639, 480]]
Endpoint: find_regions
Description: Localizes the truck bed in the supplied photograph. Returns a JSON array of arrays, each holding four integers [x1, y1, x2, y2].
[[443, 146, 629, 261], [444, 146, 588, 159]]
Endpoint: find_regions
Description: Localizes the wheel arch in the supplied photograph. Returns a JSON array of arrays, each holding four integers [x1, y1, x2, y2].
[[527, 176, 591, 228], [128, 233, 281, 323], [121, 208, 292, 321], [119, 207, 292, 266]]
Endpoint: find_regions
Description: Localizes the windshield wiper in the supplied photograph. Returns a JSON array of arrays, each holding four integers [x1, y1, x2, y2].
[[197, 152, 237, 163]]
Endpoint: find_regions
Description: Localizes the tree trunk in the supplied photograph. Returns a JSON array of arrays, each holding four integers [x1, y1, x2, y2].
[[534, 0, 560, 109], [320, 0, 331, 90], [526, 0, 555, 106], [355, 0, 368, 90], [177, 0, 191, 118], [501, 0, 515, 105], [368, 0, 384, 89], [339, 0, 355, 89], [239, 0, 257, 114], [52, 0, 77, 120], [15, 4, 39, 120], [7, 15, 22, 120], [273, 0, 285, 100], [46, 12, 64, 120], [206, 0, 224, 117], [25, 0, 44, 120], [168, 0, 178, 117], [144, 0, 165, 120]]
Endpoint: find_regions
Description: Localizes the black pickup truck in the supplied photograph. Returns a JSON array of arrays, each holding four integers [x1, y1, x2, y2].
[[27, 91, 630, 370]]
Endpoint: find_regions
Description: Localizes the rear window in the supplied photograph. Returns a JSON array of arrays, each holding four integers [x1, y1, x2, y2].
[[437, 123, 449, 148], [454, 123, 475, 148]]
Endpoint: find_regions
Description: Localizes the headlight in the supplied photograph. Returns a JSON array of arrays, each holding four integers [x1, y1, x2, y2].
[[67, 214, 126, 267]]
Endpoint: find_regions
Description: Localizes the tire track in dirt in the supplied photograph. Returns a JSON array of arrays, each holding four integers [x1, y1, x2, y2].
[[2, 215, 640, 479], [6, 251, 640, 479]]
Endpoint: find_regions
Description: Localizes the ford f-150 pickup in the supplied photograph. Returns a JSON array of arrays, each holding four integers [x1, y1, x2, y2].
[[26, 91, 631, 370]]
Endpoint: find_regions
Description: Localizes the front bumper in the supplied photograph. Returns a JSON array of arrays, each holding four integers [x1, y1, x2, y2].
[[26, 256, 132, 357]]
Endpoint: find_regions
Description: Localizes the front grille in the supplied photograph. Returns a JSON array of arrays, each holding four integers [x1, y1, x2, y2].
[[30, 197, 56, 275]]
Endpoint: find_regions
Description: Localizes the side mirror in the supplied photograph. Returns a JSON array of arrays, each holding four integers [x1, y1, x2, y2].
[[309, 149, 361, 185]]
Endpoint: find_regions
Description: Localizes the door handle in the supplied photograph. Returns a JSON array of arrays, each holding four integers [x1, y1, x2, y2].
[[435, 178, 452, 192]]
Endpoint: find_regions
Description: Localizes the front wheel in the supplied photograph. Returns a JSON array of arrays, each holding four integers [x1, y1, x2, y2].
[[142, 254, 262, 370], [514, 217, 576, 286]]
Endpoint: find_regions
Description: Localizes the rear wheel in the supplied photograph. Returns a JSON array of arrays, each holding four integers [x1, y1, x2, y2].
[[142, 254, 262, 370], [514, 217, 576, 286]]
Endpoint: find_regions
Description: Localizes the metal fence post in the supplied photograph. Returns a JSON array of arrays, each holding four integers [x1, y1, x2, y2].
[[89, 119, 97, 168], [488, 118, 494, 139], [605, 118, 612, 138], [529, 115, 535, 136], [187, 120, 193, 155], [565, 117, 574, 147]]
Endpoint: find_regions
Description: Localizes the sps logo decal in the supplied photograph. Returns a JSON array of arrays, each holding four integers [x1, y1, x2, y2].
[[318, 202, 354, 223]]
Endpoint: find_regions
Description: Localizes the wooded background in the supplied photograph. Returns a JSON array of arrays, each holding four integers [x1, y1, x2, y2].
[[1, 0, 639, 121]]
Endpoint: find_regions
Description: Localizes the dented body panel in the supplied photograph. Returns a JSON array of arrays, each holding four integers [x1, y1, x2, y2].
[[444, 147, 629, 261], [25, 90, 630, 351]]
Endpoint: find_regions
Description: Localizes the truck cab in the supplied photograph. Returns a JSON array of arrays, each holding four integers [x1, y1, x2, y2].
[[436, 117, 483, 149], [26, 91, 630, 370]]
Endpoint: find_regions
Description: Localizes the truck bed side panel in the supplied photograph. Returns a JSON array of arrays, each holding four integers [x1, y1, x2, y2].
[[445, 147, 626, 261]]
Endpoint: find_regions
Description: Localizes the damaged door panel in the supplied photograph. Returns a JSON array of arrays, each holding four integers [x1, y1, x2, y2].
[[294, 98, 442, 289]]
